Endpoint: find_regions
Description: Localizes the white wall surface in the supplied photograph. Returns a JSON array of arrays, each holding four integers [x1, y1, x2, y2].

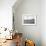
[[0, 0, 16, 30], [41, 0, 46, 46], [13, 0, 41, 46], [13, 0, 46, 46]]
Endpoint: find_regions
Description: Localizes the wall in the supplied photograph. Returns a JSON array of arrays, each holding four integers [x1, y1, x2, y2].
[[41, 0, 46, 46], [0, 0, 16, 30], [13, 0, 41, 46]]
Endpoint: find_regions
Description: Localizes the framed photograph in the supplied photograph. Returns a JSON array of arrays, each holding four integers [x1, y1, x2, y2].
[[22, 14, 36, 25]]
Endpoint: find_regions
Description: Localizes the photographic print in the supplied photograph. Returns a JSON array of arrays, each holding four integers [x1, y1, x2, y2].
[[22, 14, 36, 25]]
